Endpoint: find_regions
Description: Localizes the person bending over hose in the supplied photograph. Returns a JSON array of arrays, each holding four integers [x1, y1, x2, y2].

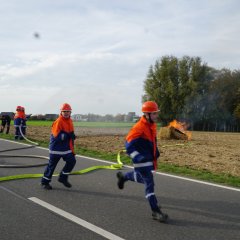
[[0, 114, 11, 134]]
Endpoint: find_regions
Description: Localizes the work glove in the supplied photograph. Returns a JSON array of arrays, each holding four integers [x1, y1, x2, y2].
[[61, 133, 69, 141], [68, 131, 76, 140], [135, 154, 145, 163], [129, 151, 145, 163], [71, 133, 76, 140]]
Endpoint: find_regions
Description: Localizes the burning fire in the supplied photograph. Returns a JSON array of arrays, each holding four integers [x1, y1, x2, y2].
[[167, 120, 192, 140]]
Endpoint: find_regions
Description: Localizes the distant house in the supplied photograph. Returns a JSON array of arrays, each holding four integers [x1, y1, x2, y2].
[[71, 114, 82, 121], [0, 112, 15, 119], [71, 114, 88, 122], [133, 116, 140, 122], [124, 112, 138, 122], [30, 114, 46, 120], [45, 114, 58, 121]]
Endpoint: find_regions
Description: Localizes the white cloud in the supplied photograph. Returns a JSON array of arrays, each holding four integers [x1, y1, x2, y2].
[[0, 54, 60, 79], [0, 85, 61, 113]]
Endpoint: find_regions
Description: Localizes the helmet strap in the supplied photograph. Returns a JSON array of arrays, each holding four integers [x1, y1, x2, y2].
[[144, 113, 154, 123], [61, 111, 71, 118], [148, 113, 154, 123]]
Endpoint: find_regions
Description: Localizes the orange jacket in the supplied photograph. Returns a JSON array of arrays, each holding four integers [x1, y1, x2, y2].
[[125, 116, 160, 170], [14, 111, 26, 120], [14, 111, 26, 126], [49, 115, 75, 155]]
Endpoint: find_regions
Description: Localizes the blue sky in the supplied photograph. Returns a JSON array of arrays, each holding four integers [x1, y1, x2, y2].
[[0, 0, 239, 115]]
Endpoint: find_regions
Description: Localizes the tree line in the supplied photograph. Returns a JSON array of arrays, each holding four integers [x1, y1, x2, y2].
[[143, 55, 240, 132]]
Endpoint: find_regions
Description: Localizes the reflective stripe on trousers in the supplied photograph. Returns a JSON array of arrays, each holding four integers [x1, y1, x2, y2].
[[124, 170, 160, 212], [41, 153, 76, 184]]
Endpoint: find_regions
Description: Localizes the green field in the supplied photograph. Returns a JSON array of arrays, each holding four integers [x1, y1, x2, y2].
[[26, 120, 54, 126], [27, 120, 135, 128]]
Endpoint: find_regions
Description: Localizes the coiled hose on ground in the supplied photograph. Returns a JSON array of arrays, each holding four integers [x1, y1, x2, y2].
[[0, 125, 48, 168]]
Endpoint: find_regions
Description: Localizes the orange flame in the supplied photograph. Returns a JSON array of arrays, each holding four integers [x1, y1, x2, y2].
[[168, 119, 192, 140]]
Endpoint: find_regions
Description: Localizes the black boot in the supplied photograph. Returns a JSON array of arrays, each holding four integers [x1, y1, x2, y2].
[[152, 210, 169, 223], [116, 172, 125, 189], [41, 183, 53, 190], [58, 177, 72, 188]]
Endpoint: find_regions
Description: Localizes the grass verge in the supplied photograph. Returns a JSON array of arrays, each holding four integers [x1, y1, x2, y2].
[[26, 120, 135, 128], [0, 134, 239, 188]]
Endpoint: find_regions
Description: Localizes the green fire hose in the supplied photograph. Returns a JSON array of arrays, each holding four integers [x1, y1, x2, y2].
[[0, 126, 124, 182]]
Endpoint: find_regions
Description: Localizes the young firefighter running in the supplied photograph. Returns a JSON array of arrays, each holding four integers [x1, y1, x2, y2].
[[41, 103, 76, 190], [116, 101, 168, 223]]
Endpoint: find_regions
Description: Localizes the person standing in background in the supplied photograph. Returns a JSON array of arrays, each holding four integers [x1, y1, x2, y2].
[[0, 114, 11, 134], [14, 106, 26, 140]]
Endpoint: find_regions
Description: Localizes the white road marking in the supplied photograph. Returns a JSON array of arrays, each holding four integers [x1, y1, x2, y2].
[[1, 138, 239, 192], [153, 171, 240, 192], [28, 197, 125, 240]]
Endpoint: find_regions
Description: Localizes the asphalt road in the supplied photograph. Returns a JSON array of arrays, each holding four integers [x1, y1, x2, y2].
[[0, 138, 240, 240]]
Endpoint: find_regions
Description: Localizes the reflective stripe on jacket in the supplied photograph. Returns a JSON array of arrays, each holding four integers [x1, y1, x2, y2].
[[125, 116, 160, 171]]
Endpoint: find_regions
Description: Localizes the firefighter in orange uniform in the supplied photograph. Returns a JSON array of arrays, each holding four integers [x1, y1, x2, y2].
[[116, 101, 168, 223], [14, 106, 27, 140], [41, 103, 76, 190]]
